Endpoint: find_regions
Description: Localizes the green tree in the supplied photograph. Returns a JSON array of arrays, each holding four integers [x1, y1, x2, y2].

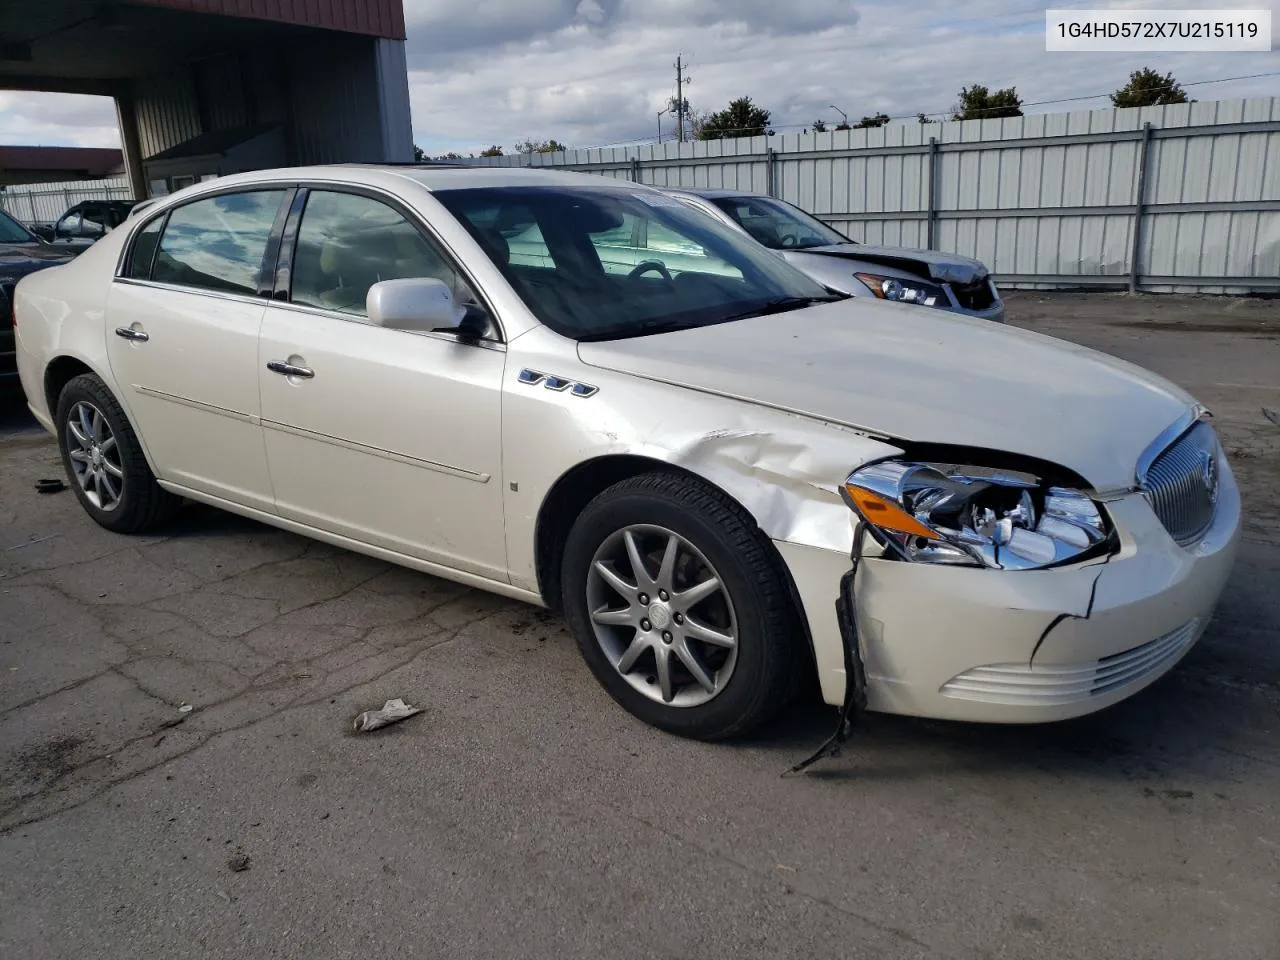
[[952, 84, 1023, 121], [413, 144, 427, 161], [1111, 67, 1190, 108], [515, 138, 568, 154], [917, 113, 938, 124], [811, 119, 828, 133], [834, 120, 852, 131], [479, 145, 504, 157], [434, 152, 464, 160], [855, 112, 890, 128], [697, 96, 772, 140]]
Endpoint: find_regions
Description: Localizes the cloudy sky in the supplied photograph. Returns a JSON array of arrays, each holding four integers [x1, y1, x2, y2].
[[1, 0, 1277, 154]]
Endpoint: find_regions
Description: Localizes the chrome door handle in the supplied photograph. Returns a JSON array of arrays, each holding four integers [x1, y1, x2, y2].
[[114, 326, 149, 342], [267, 360, 314, 379]]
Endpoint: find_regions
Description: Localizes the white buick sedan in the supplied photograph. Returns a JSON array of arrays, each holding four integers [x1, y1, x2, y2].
[[14, 166, 1240, 740]]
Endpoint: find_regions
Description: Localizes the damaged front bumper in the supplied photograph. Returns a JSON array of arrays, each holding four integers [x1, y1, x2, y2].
[[775, 456, 1241, 723]]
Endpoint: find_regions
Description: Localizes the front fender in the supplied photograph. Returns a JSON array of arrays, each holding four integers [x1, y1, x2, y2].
[[501, 328, 901, 592]]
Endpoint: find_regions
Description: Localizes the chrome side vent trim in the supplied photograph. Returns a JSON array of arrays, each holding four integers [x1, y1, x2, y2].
[[518, 369, 598, 397]]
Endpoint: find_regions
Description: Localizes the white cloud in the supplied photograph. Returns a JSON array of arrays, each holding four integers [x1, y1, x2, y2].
[[1, 0, 1275, 157], [0, 91, 120, 148], [575, 0, 605, 25]]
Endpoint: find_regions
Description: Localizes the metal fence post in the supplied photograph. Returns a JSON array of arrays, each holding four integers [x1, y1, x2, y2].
[[631, 157, 641, 183], [926, 136, 939, 250], [1129, 122, 1154, 294], [766, 147, 777, 198]]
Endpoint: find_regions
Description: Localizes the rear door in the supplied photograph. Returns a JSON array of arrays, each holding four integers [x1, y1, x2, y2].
[[257, 187, 508, 580], [106, 187, 291, 511]]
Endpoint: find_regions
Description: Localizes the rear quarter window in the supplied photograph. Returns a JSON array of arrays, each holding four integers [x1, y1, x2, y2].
[[125, 216, 165, 279], [151, 191, 287, 295]]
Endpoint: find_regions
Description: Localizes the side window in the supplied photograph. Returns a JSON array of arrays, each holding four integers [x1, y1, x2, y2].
[[152, 190, 286, 295], [81, 206, 108, 238], [290, 191, 479, 317], [56, 211, 81, 238], [126, 216, 165, 279]]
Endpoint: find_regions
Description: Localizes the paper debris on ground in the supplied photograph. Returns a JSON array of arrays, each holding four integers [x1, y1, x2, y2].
[[353, 698, 423, 733]]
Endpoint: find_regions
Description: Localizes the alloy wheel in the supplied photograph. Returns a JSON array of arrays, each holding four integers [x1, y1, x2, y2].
[[586, 523, 739, 707], [65, 401, 124, 512]]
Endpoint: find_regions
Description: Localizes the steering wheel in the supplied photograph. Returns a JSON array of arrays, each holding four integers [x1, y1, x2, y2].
[[629, 259, 672, 281], [778, 233, 799, 248]]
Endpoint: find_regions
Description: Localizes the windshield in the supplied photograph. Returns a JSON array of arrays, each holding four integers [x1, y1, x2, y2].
[[709, 196, 848, 250], [0, 209, 36, 244], [433, 185, 836, 340]]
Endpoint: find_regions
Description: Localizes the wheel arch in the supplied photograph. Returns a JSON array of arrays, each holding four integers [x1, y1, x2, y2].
[[532, 453, 818, 675], [44, 355, 97, 416], [44, 354, 160, 476]]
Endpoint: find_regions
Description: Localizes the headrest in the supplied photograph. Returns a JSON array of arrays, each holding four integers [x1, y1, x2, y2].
[[477, 228, 510, 267]]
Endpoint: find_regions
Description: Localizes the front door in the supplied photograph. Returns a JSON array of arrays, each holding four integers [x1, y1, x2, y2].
[[106, 188, 290, 511], [258, 188, 508, 581]]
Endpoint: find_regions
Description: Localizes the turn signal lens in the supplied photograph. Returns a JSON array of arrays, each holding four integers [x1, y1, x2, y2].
[[843, 484, 941, 540]]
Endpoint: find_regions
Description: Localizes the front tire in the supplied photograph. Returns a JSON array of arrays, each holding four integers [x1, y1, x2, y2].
[[561, 472, 803, 740], [55, 373, 181, 533]]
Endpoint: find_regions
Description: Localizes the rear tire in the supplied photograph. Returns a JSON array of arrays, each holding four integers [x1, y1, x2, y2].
[[55, 373, 181, 533], [561, 471, 802, 741]]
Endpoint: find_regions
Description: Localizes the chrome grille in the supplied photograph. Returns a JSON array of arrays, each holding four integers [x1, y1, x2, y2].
[[1141, 421, 1219, 546]]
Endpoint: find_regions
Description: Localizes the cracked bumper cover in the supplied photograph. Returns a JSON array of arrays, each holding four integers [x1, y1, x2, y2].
[[778, 455, 1241, 723]]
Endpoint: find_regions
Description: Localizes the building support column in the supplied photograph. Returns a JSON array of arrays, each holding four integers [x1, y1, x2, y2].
[[114, 88, 146, 200]]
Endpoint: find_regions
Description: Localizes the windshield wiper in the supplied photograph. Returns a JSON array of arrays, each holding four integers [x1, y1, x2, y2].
[[577, 317, 713, 342], [719, 294, 845, 322], [577, 295, 847, 342]]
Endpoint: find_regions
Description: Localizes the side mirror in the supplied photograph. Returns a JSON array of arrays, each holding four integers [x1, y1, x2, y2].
[[366, 277, 472, 334]]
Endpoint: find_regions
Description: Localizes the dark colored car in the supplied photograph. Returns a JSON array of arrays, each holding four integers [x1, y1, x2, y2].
[[1, 209, 72, 385], [31, 199, 139, 253]]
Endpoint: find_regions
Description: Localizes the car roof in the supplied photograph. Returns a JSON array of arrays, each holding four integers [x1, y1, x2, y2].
[[662, 187, 764, 200], [159, 164, 653, 195]]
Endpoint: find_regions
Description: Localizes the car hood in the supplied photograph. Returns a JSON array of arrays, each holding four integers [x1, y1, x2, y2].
[[576, 300, 1194, 491], [797, 243, 988, 285], [0, 241, 73, 273]]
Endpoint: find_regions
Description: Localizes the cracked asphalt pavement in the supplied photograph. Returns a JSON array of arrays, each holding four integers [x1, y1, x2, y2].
[[2, 292, 1278, 959]]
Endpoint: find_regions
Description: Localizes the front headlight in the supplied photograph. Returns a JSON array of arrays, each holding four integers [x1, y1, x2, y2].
[[841, 459, 1111, 570], [855, 273, 948, 308]]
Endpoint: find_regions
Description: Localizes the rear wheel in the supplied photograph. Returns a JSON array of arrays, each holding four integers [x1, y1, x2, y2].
[[55, 373, 181, 533], [562, 472, 802, 740]]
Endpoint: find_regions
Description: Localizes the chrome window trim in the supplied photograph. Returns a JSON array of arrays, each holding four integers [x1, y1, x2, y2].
[[111, 276, 267, 309], [264, 297, 507, 353]]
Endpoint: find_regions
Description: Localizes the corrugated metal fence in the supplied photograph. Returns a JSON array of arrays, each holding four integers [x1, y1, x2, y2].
[[467, 97, 1280, 294], [1, 177, 133, 224]]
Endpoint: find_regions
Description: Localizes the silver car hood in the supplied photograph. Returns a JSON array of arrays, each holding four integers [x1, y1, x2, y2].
[[794, 243, 989, 285], [576, 300, 1194, 491]]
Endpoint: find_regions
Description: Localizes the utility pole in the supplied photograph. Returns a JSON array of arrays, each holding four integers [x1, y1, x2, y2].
[[674, 54, 691, 142]]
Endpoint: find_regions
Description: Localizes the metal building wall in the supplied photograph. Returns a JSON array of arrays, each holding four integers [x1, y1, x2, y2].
[[287, 34, 393, 165], [131, 71, 202, 160], [123, 33, 413, 179], [126, 0, 406, 39], [469, 97, 1280, 294]]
